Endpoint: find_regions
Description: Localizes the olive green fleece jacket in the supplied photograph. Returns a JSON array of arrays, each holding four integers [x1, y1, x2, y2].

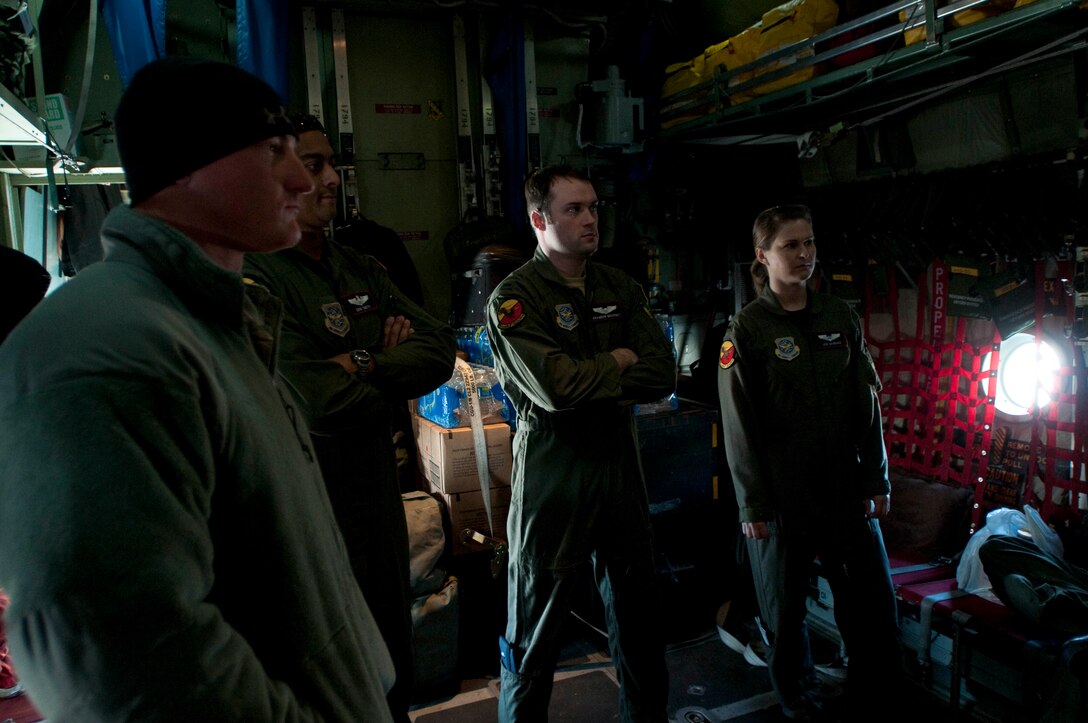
[[0, 205, 394, 722]]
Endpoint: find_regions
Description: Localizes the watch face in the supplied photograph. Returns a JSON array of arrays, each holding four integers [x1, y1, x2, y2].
[[351, 350, 371, 369]]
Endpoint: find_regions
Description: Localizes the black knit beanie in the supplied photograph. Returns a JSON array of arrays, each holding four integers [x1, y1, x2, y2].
[[114, 57, 295, 205]]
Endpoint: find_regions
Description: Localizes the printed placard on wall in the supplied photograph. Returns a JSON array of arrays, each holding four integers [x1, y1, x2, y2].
[[981, 426, 1030, 514], [945, 255, 991, 320], [376, 103, 422, 114]]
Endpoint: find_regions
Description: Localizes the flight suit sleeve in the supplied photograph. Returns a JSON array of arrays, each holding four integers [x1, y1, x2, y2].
[[364, 262, 457, 400], [487, 283, 624, 412], [241, 259, 375, 426], [717, 321, 776, 522], [246, 255, 455, 427], [616, 282, 676, 403], [852, 310, 891, 498]]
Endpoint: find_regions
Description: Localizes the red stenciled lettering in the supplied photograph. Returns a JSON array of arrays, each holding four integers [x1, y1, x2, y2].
[[932, 263, 948, 345]]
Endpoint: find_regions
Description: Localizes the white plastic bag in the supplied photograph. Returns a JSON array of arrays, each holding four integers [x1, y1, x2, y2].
[[1022, 504, 1064, 559], [956, 505, 1063, 593], [958, 507, 1024, 593]]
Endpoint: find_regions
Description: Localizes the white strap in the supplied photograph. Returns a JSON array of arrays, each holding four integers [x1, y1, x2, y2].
[[455, 358, 493, 536]]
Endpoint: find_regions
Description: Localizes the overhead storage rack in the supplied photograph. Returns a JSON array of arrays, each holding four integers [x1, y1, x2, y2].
[[656, 0, 1088, 142]]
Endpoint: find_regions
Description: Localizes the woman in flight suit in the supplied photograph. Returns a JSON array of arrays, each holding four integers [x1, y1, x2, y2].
[[717, 205, 902, 720]]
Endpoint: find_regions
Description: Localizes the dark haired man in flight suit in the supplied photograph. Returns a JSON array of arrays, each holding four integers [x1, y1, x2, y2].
[[486, 165, 675, 722], [244, 115, 455, 722]]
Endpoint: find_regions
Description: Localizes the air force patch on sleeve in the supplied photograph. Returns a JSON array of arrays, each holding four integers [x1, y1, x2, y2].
[[719, 340, 736, 369], [497, 299, 525, 330]]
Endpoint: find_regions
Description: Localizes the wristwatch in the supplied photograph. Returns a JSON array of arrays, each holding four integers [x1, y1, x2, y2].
[[350, 349, 372, 380]]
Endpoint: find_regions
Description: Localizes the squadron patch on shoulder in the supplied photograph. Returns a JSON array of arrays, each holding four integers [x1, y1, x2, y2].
[[497, 299, 525, 330], [719, 340, 736, 369], [322, 302, 350, 337], [555, 303, 579, 331], [774, 336, 800, 361]]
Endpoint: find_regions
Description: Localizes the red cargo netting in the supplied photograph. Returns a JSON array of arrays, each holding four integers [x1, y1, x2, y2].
[[864, 262, 997, 532], [863, 259, 1087, 533]]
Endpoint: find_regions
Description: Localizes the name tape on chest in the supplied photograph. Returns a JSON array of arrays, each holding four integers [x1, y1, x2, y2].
[[591, 303, 623, 322], [814, 332, 846, 350], [342, 290, 377, 316]]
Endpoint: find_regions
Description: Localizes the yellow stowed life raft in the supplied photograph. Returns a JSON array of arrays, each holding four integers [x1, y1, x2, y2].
[[659, 0, 839, 123], [900, 0, 1040, 47], [738, 0, 840, 103]]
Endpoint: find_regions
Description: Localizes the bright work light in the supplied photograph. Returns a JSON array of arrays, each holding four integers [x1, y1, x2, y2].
[[982, 333, 1062, 417]]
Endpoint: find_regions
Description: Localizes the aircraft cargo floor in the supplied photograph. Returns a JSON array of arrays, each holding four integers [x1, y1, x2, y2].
[[409, 619, 960, 723]]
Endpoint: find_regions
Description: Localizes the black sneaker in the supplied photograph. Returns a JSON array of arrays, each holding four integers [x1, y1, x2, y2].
[[814, 658, 848, 682], [780, 693, 825, 721]]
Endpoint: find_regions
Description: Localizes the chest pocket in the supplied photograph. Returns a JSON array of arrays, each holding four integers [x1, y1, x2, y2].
[[811, 329, 851, 370], [550, 297, 626, 353], [341, 289, 378, 317], [765, 329, 851, 390], [590, 299, 626, 348]]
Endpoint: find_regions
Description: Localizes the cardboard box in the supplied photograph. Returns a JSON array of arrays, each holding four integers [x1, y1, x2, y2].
[[415, 415, 512, 494], [437, 486, 511, 555]]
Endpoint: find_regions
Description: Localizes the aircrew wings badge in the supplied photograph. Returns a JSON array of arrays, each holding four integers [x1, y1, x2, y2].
[[497, 299, 525, 330], [719, 340, 736, 369]]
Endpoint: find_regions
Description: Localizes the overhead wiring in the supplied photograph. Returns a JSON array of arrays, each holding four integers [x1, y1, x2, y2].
[[64, 0, 97, 155]]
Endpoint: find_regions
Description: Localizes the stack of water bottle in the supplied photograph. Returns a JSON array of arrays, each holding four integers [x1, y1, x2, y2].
[[416, 326, 513, 429]]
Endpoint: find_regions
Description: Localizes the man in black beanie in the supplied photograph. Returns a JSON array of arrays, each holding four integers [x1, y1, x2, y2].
[[0, 57, 396, 722]]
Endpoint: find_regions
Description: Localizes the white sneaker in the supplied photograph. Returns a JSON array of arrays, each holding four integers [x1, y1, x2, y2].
[[743, 642, 768, 667], [716, 624, 746, 655], [814, 661, 848, 682]]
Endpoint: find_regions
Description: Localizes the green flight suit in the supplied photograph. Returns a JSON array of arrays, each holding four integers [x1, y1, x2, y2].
[[717, 285, 900, 713], [245, 242, 455, 720], [486, 248, 675, 723]]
